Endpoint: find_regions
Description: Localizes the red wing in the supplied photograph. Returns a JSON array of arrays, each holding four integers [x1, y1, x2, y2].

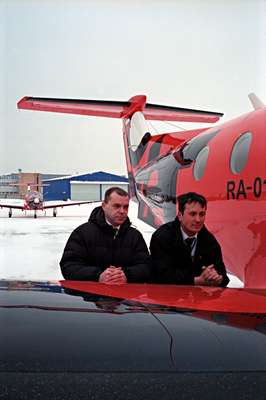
[[0, 204, 24, 210], [18, 95, 223, 123], [43, 201, 97, 210]]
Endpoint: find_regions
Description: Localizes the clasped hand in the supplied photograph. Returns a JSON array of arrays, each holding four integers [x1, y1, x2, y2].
[[195, 264, 223, 286], [99, 266, 127, 284]]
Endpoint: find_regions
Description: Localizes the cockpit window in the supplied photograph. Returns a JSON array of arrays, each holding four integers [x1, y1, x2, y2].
[[128, 112, 151, 167], [129, 111, 150, 150], [230, 132, 252, 174], [193, 146, 209, 181]]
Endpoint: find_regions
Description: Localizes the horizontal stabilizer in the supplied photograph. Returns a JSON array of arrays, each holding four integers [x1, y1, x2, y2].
[[17, 95, 223, 123]]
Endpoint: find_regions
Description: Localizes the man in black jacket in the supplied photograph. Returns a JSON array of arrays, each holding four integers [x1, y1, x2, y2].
[[60, 187, 150, 283], [150, 192, 229, 287]]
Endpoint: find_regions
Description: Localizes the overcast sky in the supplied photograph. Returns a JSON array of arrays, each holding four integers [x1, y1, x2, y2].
[[1, 0, 265, 176]]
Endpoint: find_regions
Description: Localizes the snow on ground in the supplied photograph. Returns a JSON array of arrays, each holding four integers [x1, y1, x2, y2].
[[0, 199, 242, 287], [0, 200, 153, 281]]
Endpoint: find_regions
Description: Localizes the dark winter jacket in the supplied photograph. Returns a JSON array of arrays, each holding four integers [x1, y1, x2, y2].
[[150, 218, 229, 287], [60, 206, 150, 282]]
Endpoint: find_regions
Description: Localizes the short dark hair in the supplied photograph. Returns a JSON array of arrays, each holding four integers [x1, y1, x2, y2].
[[177, 192, 207, 214], [104, 187, 129, 203]]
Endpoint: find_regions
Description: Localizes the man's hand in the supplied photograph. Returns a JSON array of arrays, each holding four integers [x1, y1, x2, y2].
[[99, 266, 127, 285], [194, 265, 223, 286]]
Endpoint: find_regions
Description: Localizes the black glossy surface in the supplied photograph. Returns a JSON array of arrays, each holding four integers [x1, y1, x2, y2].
[[1, 290, 171, 372], [153, 311, 266, 371], [1, 281, 266, 375]]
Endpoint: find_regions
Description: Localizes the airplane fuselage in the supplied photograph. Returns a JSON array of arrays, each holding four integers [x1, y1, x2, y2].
[[24, 190, 44, 210], [129, 108, 266, 288]]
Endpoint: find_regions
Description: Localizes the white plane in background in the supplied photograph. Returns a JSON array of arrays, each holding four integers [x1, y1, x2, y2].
[[0, 183, 94, 218]]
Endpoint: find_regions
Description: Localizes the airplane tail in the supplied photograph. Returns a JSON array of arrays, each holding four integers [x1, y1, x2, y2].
[[248, 93, 265, 110], [18, 95, 223, 224], [17, 95, 223, 123]]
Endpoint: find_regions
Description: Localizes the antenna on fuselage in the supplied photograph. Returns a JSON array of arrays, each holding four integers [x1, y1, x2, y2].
[[248, 93, 265, 110]]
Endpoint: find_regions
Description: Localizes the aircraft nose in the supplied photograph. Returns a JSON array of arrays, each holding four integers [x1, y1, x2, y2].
[[34, 198, 40, 204]]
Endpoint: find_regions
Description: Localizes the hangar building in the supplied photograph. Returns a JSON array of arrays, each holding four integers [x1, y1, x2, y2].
[[43, 171, 128, 201], [0, 172, 65, 199]]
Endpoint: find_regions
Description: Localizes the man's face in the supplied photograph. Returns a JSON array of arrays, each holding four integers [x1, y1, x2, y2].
[[102, 192, 129, 227], [178, 201, 206, 236]]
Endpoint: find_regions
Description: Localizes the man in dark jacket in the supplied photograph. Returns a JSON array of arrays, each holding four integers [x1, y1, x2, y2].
[[150, 192, 229, 287], [60, 187, 150, 283]]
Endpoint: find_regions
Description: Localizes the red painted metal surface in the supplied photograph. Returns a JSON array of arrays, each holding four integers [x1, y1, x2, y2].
[[60, 281, 266, 314], [18, 96, 222, 123]]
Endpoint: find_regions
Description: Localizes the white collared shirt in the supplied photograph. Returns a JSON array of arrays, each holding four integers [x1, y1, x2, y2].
[[180, 227, 198, 257], [105, 217, 120, 237], [105, 217, 120, 229]]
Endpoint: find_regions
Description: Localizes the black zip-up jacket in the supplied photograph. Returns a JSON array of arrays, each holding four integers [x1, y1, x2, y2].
[[60, 206, 150, 282], [150, 218, 229, 287]]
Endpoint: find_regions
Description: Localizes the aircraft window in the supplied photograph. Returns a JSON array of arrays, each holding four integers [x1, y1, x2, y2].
[[193, 146, 209, 181], [181, 130, 219, 162], [230, 132, 252, 174]]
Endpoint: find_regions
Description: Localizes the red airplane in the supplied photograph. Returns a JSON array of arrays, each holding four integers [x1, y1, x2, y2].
[[17, 94, 266, 288], [0, 183, 95, 218]]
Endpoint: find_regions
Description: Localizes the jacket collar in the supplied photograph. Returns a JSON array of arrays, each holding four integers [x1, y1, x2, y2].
[[89, 206, 131, 232]]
